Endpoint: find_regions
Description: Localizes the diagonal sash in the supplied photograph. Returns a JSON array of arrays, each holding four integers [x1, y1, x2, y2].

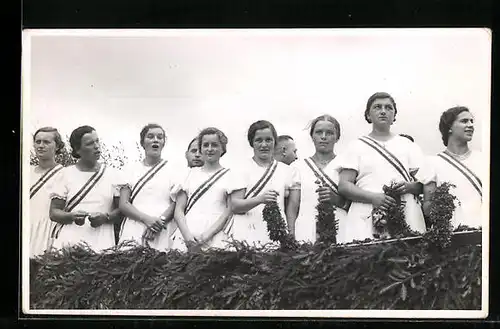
[[223, 160, 278, 234], [185, 168, 230, 215], [30, 164, 63, 199], [304, 157, 338, 192], [438, 152, 482, 199], [51, 164, 107, 239], [304, 157, 351, 211], [359, 136, 412, 182], [130, 159, 168, 204], [169, 168, 230, 239]]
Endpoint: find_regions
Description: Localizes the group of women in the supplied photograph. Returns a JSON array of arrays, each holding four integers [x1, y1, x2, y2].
[[28, 92, 484, 258]]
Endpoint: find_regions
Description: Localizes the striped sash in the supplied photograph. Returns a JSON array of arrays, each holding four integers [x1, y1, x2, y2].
[[130, 159, 168, 204], [223, 160, 278, 234], [170, 168, 230, 239], [30, 164, 63, 199], [184, 167, 230, 215], [51, 164, 107, 239], [359, 136, 412, 183], [438, 151, 482, 199], [304, 157, 350, 211], [304, 157, 338, 192]]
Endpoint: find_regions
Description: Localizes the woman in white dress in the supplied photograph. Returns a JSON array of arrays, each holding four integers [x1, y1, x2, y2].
[[49, 126, 121, 253], [293, 115, 348, 244], [337, 92, 427, 243], [185, 137, 204, 168], [228, 120, 301, 247], [422, 106, 483, 229], [172, 127, 233, 252], [118, 124, 177, 251], [29, 127, 65, 257]]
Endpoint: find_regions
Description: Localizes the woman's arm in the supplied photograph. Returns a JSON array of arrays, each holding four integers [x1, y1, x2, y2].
[[422, 182, 436, 217], [118, 187, 163, 231], [199, 206, 233, 243], [231, 189, 279, 214], [173, 190, 195, 242], [49, 198, 86, 224], [285, 189, 300, 234], [338, 169, 396, 211]]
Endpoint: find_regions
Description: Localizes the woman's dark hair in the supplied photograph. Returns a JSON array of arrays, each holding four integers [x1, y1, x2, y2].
[[439, 106, 471, 146], [139, 123, 166, 148], [198, 127, 229, 157], [69, 125, 95, 158], [309, 114, 341, 141], [364, 92, 398, 124], [247, 120, 278, 147], [33, 126, 65, 154], [186, 137, 199, 153]]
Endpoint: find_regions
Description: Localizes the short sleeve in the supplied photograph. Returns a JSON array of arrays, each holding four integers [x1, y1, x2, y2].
[[417, 155, 437, 185], [407, 141, 425, 172], [169, 167, 191, 201], [49, 167, 69, 201], [107, 168, 124, 197], [226, 168, 247, 195], [286, 165, 301, 190], [336, 140, 362, 173]]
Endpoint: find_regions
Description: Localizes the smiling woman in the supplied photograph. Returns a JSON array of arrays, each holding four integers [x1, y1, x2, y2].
[[226, 120, 301, 247], [421, 106, 483, 229], [171, 127, 233, 252]]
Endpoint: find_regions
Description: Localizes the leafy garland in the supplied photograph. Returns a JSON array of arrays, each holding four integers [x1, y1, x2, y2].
[[370, 181, 415, 239], [423, 182, 458, 249], [30, 237, 482, 310], [315, 180, 338, 244], [262, 202, 298, 250]]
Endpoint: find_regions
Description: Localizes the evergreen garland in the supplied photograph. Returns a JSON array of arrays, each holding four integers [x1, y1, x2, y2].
[[314, 180, 338, 244], [423, 182, 458, 249], [262, 202, 298, 251], [371, 181, 415, 239]]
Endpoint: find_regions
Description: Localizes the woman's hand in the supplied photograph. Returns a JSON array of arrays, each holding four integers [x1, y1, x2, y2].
[[71, 211, 89, 226], [142, 216, 165, 233], [316, 186, 339, 204], [185, 237, 203, 252], [371, 193, 396, 212], [258, 190, 279, 204], [392, 181, 411, 196], [88, 212, 109, 228]]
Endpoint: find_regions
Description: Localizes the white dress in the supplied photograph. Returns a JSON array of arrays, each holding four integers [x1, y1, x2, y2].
[[118, 160, 178, 251], [292, 157, 347, 244], [336, 135, 427, 243], [424, 150, 483, 229], [228, 159, 301, 247], [29, 164, 63, 257], [171, 167, 233, 251], [49, 165, 119, 253]]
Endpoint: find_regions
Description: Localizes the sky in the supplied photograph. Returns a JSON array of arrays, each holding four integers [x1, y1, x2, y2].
[[22, 29, 491, 170]]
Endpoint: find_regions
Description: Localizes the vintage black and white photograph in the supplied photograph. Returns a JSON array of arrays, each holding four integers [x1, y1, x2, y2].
[[21, 28, 490, 317]]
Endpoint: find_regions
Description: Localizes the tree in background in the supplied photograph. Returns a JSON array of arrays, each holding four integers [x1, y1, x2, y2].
[[29, 135, 142, 169]]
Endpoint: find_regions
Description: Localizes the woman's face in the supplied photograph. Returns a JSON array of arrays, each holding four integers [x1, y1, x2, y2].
[[34, 131, 57, 161], [186, 140, 204, 168], [450, 111, 474, 143], [77, 130, 101, 163], [252, 128, 275, 161], [368, 98, 396, 127], [201, 134, 223, 164], [311, 120, 337, 153], [142, 127, 165, 158]]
